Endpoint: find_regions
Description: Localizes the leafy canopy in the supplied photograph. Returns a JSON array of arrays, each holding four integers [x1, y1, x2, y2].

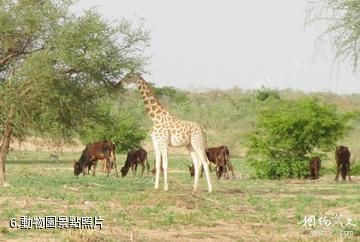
[[0, 0, 149, 141]]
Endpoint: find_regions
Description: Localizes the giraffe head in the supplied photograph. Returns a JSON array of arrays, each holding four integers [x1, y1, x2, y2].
[[120, 72, 143, 85]]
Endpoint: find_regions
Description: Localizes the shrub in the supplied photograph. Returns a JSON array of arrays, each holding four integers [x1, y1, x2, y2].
[[251, 159, 309, 179], [247, 98, 351, 179], [350, 162, 360, 175]]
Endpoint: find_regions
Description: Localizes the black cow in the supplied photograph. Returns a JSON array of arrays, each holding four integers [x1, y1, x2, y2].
[[334, 145, 351, 181], [121, 148, 149, 177]]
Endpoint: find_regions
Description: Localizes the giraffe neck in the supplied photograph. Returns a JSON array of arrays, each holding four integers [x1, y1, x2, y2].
[[136, 78, 171, 123]]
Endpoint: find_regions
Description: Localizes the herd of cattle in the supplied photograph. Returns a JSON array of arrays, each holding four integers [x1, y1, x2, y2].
[[72, 141, 236, 179], [73, 141, 354, 181]]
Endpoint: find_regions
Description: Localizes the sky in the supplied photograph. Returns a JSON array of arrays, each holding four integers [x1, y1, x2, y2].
[[72, 0, 359, 94]]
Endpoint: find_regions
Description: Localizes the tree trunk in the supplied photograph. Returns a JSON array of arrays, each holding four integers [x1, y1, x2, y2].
[[0, 105, 16, 186]]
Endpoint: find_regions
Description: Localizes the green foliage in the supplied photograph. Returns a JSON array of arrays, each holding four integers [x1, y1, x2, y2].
[[256, 86, 280, 102], [306, 0, 360, 74], [78, 102, 146, 152], [351, 161, 360, 175], [0, 0, 149, 140], [154, 86, 189, 103], [250, 159, 309, 179], [247, 98, 351, 179]]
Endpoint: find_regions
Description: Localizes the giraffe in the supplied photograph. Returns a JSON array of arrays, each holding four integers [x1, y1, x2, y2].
[[120, 72, 212, 193]]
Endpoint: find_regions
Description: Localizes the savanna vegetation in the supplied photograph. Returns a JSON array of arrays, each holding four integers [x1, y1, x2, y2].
[[0, 151, 359, 241], [0, 0, 359, 241]]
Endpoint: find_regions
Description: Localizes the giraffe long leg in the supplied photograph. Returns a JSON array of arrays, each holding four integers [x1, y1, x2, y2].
[[189, 129, 212, 193], [158, 144, 169, 191], [196, 149, 212, 193], [187, 145, 200, 193], [152, 136, 162, 190]]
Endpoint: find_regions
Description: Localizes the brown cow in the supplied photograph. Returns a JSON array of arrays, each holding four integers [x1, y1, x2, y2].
[[73, 141, 118, 177], [334, 145, 351, 181], [309, 157, 321, 179], [87, 146, 116, 174], [86, 142, 117, 175], [121, 148, 150, 177], [220, 146, 236, 178], [206, 147, 228, 179], [188, 146, 235, 179]]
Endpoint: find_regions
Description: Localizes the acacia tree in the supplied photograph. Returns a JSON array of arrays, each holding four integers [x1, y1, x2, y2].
[[306, 0, 360, 74], [0, 0, 149, 186]]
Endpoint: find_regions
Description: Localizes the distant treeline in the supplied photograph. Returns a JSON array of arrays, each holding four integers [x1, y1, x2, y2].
[[115, 85, 360, 157]]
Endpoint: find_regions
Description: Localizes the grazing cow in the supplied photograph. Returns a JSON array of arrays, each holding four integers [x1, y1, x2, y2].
[[86, 142, 117, 175], [121, 148, 150, 177], [220, 146, 236, 179], [309, 157, 321, 179], [188, 146, 235, 179], [218, 146, 241, 178], [334, 145, 351, 181], [207, 146, 230, 179], [73, 141, 118, 177]]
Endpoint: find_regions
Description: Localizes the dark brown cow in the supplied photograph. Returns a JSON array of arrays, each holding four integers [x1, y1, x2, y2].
[[309, 157, 321, 179], [188, 146, 235, 179], [121, 148, 149, 177], [220, 146, 236, 178], [334, 145, 351, 181], [73, 141, 118, 177]]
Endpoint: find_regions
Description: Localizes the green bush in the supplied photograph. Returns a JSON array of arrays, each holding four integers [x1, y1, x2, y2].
[[251, 159, 308, 179], [350, 162, 360, 175], [247, 98, 351, 179]]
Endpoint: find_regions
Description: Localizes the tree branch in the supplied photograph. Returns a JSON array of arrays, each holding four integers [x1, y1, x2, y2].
[[0, 37, 32, 67]]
